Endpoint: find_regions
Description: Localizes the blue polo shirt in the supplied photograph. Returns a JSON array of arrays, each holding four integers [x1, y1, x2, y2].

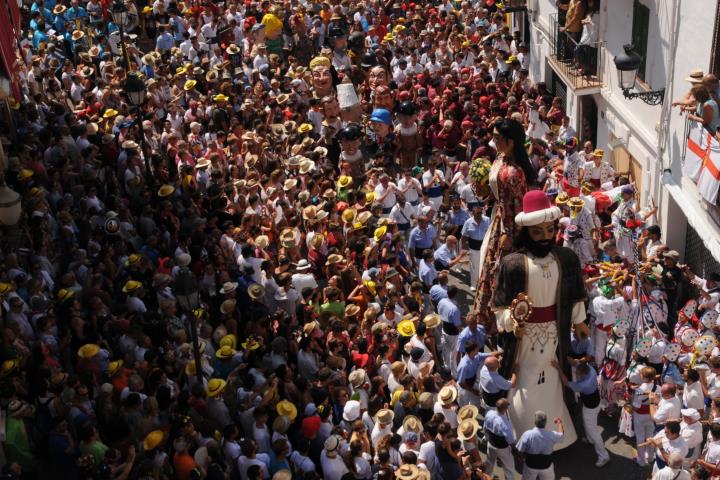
[[408, 224, 436, 251]]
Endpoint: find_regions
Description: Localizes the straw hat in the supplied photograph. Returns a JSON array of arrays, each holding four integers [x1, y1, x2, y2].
[[357, 211, 372, 225], [122, 280, 142, 293], [283, 179, 297, 191], [299, 159, 316, 174], [53, 4, 67, 14], [591, 148, 605, 157], [341, 208, 357, 223], [555, 191, 569, 205], [219, 334, 237, 350], [57, 288, 75, 302], [207, 378, 227, 398], [395, 464, 419, 480], [457, 418, 479, 441], [345, 304, 361, 317], [402, 415, 423, 433], [125, 253, 142, 266], [349, 369, 366, 388], [337, 175, 353, 188], [326, 254, 345, 266], [567, 196, 585, 210], [220, 282, 238, 294], [143, 430, 164, 451], [0, 359, 18, 376], [78, 343, 100, 359], [375, 408, 395, 425], [184, 80, 197, 90], [108, 360, 123, 377], [374, 226, 387, 242], [241, 335, 263, 350], [438, 385, 458, 404], [302, 320, 319, 336], [215, 345, 237, 359], [396, 319, 416, 337], [220, 298, 237, 314], [272, 470, 292, 480], [280, 229, 297, 248], [298, 123, 313, 133], [255, 235, 270, 249], [423, 313, 441, 329], [310, 233, 325, 249], [276, 400, 298, 421], [226, 44, 241, 55], [324, 435, 342, 457], [72, 30, 85, 41], [158, 184, 175, 197], [685, 69, 704, 83], [248, 283, 265, 300], [458, 404, 479, 422]]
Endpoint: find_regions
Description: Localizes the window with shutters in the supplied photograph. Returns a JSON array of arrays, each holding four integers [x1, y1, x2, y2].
[[631, 0, 650, 81]]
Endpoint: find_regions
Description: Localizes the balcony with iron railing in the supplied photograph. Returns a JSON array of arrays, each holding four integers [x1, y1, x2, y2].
[[548, 13, 604, 91], [501, 0, 528, 13]]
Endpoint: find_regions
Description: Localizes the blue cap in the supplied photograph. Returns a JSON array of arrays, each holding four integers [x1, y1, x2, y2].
[[370, 108, 392, 126]]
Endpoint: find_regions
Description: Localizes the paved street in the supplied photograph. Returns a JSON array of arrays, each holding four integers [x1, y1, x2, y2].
[[449, 268, 646, 479]]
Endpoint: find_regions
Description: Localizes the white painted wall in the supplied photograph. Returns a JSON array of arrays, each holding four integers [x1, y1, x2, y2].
[[524, 0, 720, 261]]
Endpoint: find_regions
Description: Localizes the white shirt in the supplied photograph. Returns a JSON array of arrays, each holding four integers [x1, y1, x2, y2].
[[320, 451, 350, 480], [237, 454, 270, 480], [652, 467, 691, 480], [397, 177, 422, 203], [390, 203, 415, 226], [680, 420, 703, 450], [291, 272, 318, 292], [683, 382, 705, 411], [654, 396, 682, 424], [374, 182, 397, 209], [652, 431, 688, 460]]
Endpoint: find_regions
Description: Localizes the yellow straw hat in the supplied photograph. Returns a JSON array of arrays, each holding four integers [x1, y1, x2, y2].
[[78, 344, 100, 359], [143, 430, 164, 451], [276, 399, 298, 421], [108, 360, 123, 377], [207, 378, 227, 398]]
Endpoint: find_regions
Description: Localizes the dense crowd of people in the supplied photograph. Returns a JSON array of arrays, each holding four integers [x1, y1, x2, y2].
[[1, 0, 719, 479]]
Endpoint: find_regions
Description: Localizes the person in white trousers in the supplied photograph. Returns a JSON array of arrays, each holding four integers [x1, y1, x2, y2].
[[484, 398, 517, 480], [631, 366, 659, 467], [461, 205, 490, 291], [516, 411, 564, 480], [552, 360, 610, 467]]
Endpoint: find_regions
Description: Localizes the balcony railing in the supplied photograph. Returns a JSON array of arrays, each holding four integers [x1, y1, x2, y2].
[[501, 0, 528, 13], [548, 13, 604, 90]]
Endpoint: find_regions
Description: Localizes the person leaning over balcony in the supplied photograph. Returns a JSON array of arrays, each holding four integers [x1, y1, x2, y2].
[[684, 85, 720, 134], [574, 0, 600, 77], [560, 0, 586, 49]]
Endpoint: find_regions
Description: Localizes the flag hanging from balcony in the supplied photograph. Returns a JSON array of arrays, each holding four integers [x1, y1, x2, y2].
[[697, 138, 720, 205], [686, 120, 720, 205], [685, 120, 707, 182]]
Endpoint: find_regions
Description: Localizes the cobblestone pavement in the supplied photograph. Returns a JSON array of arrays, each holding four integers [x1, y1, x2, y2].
[[449, 268, 649, 480]]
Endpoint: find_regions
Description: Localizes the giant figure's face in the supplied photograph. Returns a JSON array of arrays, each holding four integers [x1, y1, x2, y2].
[[311, 66, 333, 96]]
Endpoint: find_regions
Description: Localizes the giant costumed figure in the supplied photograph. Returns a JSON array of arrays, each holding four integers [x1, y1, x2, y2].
[[491, 190, 591, 450]]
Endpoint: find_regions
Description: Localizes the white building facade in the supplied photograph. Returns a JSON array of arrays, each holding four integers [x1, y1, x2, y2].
[[518, 0, 720, 270]]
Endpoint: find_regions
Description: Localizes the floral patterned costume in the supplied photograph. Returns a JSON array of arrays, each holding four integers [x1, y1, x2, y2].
[[472, 157, 528, 334]]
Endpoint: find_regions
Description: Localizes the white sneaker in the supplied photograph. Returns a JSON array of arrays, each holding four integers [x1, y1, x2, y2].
[[470, 286, 476, 292], [595, 457, 610, 468]]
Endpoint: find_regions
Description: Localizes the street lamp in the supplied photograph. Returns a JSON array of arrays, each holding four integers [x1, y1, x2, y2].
[[174, 266, 204, 383], [124, 72, 153, 186], [613, 44, 665, 106], [110, 0, 130, 71], [0, 176, 21, 226]]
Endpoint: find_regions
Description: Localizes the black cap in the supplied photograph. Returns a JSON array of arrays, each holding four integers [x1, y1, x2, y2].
[[338, 123, 363, 140], [328, 25, 347, 38], [398, 100, 417, 116], [361, 52, 378, 69]]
